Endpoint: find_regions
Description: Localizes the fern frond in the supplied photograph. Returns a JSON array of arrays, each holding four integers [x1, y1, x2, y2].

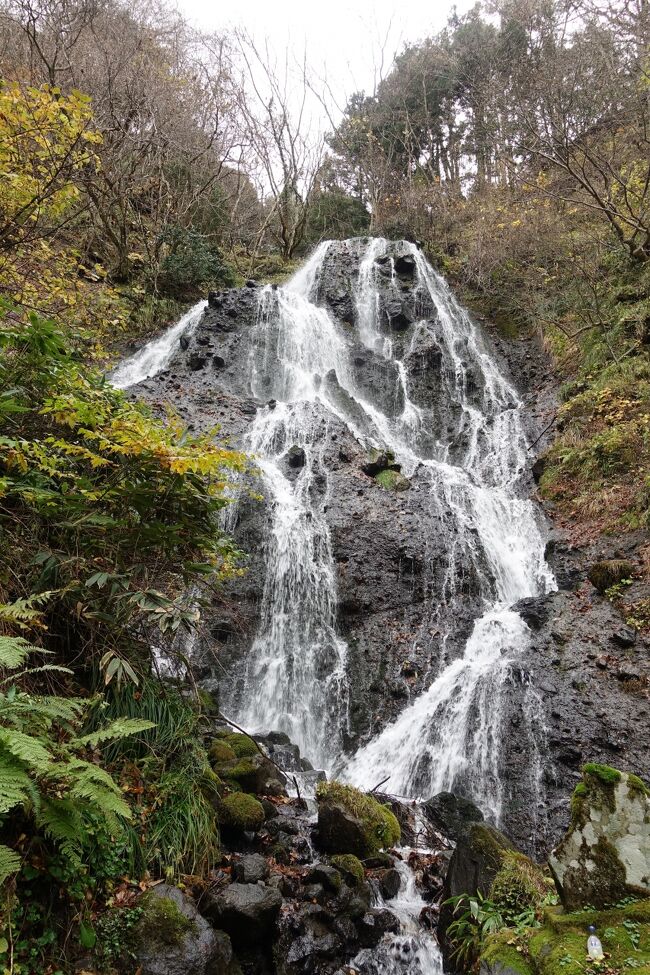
[[69, 778, 131, 820], [0, 591, 55, 629], [0, 843, 20, 885], [76, 717, 155, 749], [0, 663, 72, 687], [0, 751, 33, 814], [0, 635, 44, 670], [0, 728, 52, 771], [59, 758, 123, 793], [0, 694, 84, 725], [37, 797, 83, 869]]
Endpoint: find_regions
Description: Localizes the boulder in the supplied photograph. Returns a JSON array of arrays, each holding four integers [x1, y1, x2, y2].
[[130, 884, 237, 975], [232, 853, 269, 884], [439, 823, 517, 970], [422, 791, 484, 841], [202, 882, 282, 945], [221, 752, 287, 796], [549, 764, 650, 910], [286, 445, 306, 469], [315, 781, 400, 857]]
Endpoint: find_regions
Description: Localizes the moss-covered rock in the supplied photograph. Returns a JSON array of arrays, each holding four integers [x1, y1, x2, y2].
[[209, 740, 237, 764], [489, 852, 547, 916], [137, 890, 196, 945], [218, 792, 265, 833], [220, 753, 287, 796], [482, 901, 650, 975], [588, 558, 635, 593], [374, 468, 410, 491], [331, 853, 365, 887], [129, 884, 237, 975], [549, 765, 650, 910], [315, 781, 401, 857], [225, 733, 259, 758], [480, 929, 534, 975]]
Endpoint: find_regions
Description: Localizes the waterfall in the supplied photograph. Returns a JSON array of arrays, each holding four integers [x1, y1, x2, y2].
[[111, 238, 554, 817], [110, 300, 206, 389]]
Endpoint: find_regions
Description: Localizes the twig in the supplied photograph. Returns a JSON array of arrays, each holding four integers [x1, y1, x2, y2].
[[527, 415, 557, 452], [369, 775, 391, 794]]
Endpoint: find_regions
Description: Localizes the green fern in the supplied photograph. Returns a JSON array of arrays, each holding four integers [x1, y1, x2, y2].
[[0, 843, 21, 885], [0, 639, 155, 879], [0, 635, 42, 670], [0, 591, 55, 630], [76, 717, 156, 749]]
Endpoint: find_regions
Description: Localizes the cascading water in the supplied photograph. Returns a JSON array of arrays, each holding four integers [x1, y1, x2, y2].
[[111, 299, 206, 389], [111, 238, 555, 973]]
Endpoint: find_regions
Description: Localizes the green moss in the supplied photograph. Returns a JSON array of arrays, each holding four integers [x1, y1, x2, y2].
[[569, 781, 588, 827], [582, 762, 623, 787], [374, 469, 410, 491], [628, 772, 650, 798], [136, 892, 195, 946], [331, 854, 365, 887], [490, 852, 547, 915], [316, 781, 401, 855], [469, 823, 511, 869], [480, 930, 534, 975], [223, 759, 256, 780], [225, 733, 259, 758], [526, 904, 650, 974], [218, 792, 265, 832], [588, 559, 636, 593], [209, 740, 237, 764]]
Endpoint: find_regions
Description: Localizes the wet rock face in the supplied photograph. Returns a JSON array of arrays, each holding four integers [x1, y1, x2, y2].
[[549, 766, 650, 910], [132, 244, 494, 755], [129, 238, 650, 862], [498, 579, 650, 858]]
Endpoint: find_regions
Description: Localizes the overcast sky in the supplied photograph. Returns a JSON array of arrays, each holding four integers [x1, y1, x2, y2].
[[176, 0, 473, 112]]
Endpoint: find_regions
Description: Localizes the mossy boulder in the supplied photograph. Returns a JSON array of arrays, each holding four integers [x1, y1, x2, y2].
[[529, 901, 650, 974], [588, 558, 635, 593], [549, 764, 650, 910], [224, 733, 259, 758], [209, 740, 237, 764], [130, 884, 237, 975], [218, 792, 265, 833], [220, 753, 287, 796], [361, 447, 398, 476], [439, 822, 518, 967], [331, 853, 365, 887], [315, 781, 401, 857], [375, 468, 410, 491], [479, 929, 534, 975]]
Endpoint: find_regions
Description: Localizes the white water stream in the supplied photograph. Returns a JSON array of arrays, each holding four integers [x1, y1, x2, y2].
[[111, 299, 206, 389], [113, 238, 555, 975]]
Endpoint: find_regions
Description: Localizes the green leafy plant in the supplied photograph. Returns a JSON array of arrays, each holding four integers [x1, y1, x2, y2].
[[0, 634, 154, 884], [445, 892, 506, 968]]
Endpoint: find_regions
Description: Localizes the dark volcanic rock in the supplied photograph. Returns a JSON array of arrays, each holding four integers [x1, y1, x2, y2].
[[423, 792, 484, 841], [202, 882, 282, 945], [131, 884, 236, 975]]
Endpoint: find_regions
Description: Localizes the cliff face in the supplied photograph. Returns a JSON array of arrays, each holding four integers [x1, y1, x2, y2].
[[131, 238, 650, 857]]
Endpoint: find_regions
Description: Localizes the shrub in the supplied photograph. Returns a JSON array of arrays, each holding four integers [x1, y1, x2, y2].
[[157, 227, 235, 298]]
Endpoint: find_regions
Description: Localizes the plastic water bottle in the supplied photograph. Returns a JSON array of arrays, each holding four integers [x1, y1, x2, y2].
[[587, 925, 604, 960]]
